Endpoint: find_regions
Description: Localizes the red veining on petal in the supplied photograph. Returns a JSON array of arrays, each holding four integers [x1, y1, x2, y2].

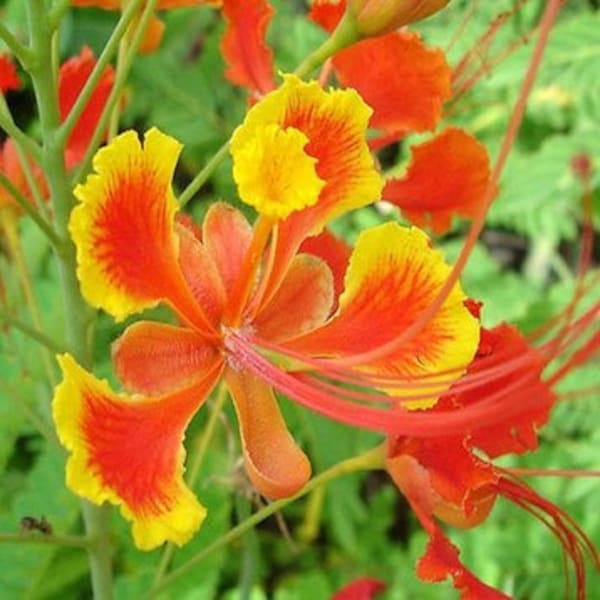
[[80, 360, 222, 516], [113, 321, 221, 395]]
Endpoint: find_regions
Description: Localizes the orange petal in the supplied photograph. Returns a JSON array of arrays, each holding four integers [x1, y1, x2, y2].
[[202, 202, 253, 301], [299, 229, 351, 312], [221, 0, 275, 95], [0, 54, 20, 93], [386, 446, 506, 598], [53, 354, 223, 550], [70, 129, 215, 334], [254, 253, 334, 343], [225, 367, 311, 499], [289, 222, 479, 407], [309, 0, 345, 32], [177, 221, 227, 325], [446, 323, 556, 458], [333, 32, 451, 138], [112, 321, 220, 395], [137, 14, 166, 54], [59, 47, 115, 168], [416, 520, 510, 599], [332, 578, 387, 600], [384, 127, 493, 234], [387, 436, 497, 529]]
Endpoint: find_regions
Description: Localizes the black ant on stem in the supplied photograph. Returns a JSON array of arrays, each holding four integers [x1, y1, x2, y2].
[[20, 515, 53, 535]]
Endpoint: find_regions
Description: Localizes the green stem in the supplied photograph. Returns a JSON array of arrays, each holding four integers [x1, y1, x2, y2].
[[0, 22, 34, 66], [144, 446, 385, 598], [1, 211, 60, 386], [294, 12, 360, 79], [0, 97, 43, 162], [70, 0, 159, 186], [26, 2, 111, 598], [0, 305, 65, 354], [50, 0, 74, 27], [108, 35, 129, 140], [0, 532, 90, 548], [0, 174, 61, 246], [57, 0, 147, 151], [81, 503, 114, 598], [179, 140, 231, 207]]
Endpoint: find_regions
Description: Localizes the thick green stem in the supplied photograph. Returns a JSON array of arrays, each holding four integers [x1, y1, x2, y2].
[[26, 1, 112, 598], [145, 446, 385, 598]]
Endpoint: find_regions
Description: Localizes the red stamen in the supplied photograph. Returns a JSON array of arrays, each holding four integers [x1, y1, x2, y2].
[[496, 476, 599, 600]]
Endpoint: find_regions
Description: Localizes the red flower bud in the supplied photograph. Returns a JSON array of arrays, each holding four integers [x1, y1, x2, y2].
[[348, 0, 451, 37]]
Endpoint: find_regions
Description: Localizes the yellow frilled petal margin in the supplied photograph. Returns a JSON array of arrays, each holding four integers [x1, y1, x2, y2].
[[69, 128, 182, 322], [230, 73, 382, 222], [52, 354, 208, 550], [231, 123, 325, 219]]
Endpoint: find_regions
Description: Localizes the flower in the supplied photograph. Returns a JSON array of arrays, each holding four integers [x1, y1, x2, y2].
[[386, 306, 600, 598], [53, 75, 481, 549]]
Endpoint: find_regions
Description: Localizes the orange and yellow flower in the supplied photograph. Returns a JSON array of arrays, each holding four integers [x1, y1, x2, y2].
[[54, 75, 481, 549]]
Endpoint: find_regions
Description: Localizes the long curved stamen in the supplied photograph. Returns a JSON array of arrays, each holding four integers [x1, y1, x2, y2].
[[496, 475, 599, 600], [249, 331, 544, 395], [227, 333, 554, 437]]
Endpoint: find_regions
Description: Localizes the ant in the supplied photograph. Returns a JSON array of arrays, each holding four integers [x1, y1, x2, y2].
[[20, 515, 53, 535]]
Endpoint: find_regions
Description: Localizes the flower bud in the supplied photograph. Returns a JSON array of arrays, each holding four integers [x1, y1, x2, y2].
[[348, 0, 451, 37]]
